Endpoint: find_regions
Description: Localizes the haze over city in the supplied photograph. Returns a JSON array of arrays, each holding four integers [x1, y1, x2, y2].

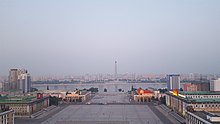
[[1, 0, 220, 76]]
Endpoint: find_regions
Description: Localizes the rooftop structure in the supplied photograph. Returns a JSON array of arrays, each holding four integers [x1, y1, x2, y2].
[[0, 96, 36, 103], [186, 111, 220, 124]]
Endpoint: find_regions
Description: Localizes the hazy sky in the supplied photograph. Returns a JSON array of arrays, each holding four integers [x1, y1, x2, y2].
[[0, 0, 220, 76]]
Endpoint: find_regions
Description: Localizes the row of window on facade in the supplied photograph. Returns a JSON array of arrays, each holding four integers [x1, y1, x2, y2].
[[187, 95, 220, 99], [193, 103, 220, 108]]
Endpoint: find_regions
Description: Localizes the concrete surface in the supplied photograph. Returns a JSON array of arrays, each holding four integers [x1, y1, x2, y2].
[[41, 105, 163, 124]]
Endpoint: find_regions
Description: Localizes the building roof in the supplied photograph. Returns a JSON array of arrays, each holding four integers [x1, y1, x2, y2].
[[137, 88, 153, 95], [0, 95, 49, 104], [166, 91, 220, 103], [188, 98, 220, 103], [187, 111, 220, 124], [179, 91, 220, 95]]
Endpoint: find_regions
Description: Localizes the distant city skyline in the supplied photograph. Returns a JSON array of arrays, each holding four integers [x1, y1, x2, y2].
[[1, 0, 220, 76]]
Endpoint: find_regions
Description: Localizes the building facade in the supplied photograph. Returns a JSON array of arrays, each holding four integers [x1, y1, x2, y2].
[[133, 88, 153, 102], [8, 69, 30, 92], [65, 91, 91, 102], [183, 82, 210, 92], [8, 69, 19, 90], [210, 78, 220, 91], [0, 95, 49, 117], [167, 74, 180, 91], [18, 73, 31, 93], [166, 91, 220, 117]]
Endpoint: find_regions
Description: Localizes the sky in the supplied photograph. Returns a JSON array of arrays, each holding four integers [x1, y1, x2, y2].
[[0, 0, 220, 76]]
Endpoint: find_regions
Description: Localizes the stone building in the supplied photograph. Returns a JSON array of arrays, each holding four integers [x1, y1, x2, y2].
[[0, 95, 49, 117]]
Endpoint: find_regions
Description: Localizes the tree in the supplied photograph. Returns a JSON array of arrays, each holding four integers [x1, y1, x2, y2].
[[160, 96, 166, 105], [131, 85, 134, 91], [47, 85, 49, 90], [118, 88, 122, 92], [104, 88, 107, 92], [49, 96, 59, 106], [151, 96, 155, 100], [31, 87, 38, 92], [88, 87, 98, 93]]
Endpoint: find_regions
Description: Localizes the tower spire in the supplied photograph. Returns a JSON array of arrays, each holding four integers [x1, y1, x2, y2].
[[115, 61, 118, 81]]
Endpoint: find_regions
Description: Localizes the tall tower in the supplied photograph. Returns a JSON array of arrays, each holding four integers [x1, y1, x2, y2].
[[115, 61, 118, 81]]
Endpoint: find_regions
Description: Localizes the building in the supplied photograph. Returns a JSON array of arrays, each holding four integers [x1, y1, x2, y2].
[[2, 82, 10, 92], [196, 81, 210, 91], [183, 83, 197, 92], [166, 91, 220, 117], [8, 69, 19, 90], [133, 88, 153, 102], [0, 82, 3, 92], [18, 73, 31, 93], [186, 111, 220, 124], [183, 81, 210, 91], [148, 87, 160, 99], [0, 109, 14, 124], [167, 74, 180, 91], [8, 69, 29, 91], [210, 78, 220, 91], [42, 90, 67, 99], [0, 95, 49, 117], [65, 90, 91, 102]]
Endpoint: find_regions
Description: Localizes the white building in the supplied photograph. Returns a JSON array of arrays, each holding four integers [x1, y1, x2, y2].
[[210, 78, 220, 91], [18, 73, 31, 93], [167, 74, 180, 91]]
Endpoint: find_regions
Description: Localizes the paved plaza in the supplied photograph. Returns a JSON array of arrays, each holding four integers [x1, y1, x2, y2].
[[41, 105, 163, 124], [16, 92, 177, 124], [90, 92, 130, 103]]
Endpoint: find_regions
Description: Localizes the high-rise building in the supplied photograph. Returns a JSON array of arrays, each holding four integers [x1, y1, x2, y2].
[[167, 74, 180, 91], [8, 69, 19, 90], [18, 73, 31, 93], [8, 69, 30, 92], [210, 78, 220, 91], [9, 69, 28, 90]]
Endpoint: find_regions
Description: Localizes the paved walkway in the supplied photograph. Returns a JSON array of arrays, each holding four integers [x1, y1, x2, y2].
[[41, 105, 163, 124]]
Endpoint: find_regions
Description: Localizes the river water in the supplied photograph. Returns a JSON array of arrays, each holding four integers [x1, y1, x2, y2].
[[32, 81, 184, 93]]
